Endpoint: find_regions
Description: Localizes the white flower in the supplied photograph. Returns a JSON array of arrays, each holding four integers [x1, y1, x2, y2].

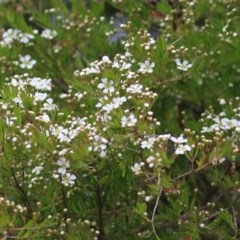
[[112, 96, 127, 108], [74, 92, 83, 100], [220, 118, 239, 130], [112, 59, 131, 71], [121, 113, 137, 127], [145, 196, 152, 202], [41, 29, 57, 39], [57, 157, 70, 175], [170, 135, 187, 144], [141, 137, 156, 149], [139, 60, 155, 74], [175, 58, 192, 71], [88, 135, 108, 158], [50, 125, 70, 142], [19, 32, 34, 44], [131, 163, 142, 175], [42, 98, 58, 111], [29, 77, 52, 91], [158, 134, 171, 140], [102, 102, 114, 113], [102, 96, 127, 113], [98, 78, 115, 94], [204, 117, 240, 132], [219, 99, 226, 105], [101, 56, 111, 63], [13, 95, 23, 107], [36, 113, 51, 123], [32, 166, 43, 175], [100, 151, 106, 158], [19, 55, 36, 69], [92, 135, 108, 152], [83, 65, 101, 75], [5, 116, 14, 126], [2, 28, 20, 45], [126, 84, 143, 94], [175, 144, 191, 155], [34, 92, 48, 102], [100, 113, 112, 122], [61, 173, 76, 187], [10, 78, 27, 89]]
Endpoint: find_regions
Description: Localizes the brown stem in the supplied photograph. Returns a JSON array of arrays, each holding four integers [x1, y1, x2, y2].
[[11, 168, 33, 219]]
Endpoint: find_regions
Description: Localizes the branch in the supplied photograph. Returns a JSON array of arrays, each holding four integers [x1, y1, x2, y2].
[[151, 173, 162, 240], [11, 168, 33, 219]]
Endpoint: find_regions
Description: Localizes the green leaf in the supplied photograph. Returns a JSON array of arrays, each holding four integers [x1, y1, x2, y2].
[[134, 202, 147, 216]]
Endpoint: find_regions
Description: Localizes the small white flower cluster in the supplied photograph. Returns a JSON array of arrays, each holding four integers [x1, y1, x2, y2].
[[10, 75, 52, 91], [41, 28, 58, 39], [202, 116, 240, 133], [0, 28, 34, 47], [121, 113, 137, 127], [199, 98, 240, 164], [131, 162, 144, 175], [96, 96, 127, 113], [7, 74, 55, 111], [170, 135, 192, 155], [53, 157, 76, 187], [133, 134, 191, 175], [0, 27, 57, 48], [32, 165, 44, 175], [121, 29, 156, 52], [88, 134, 109, 158], [49, 117, 88, 143]]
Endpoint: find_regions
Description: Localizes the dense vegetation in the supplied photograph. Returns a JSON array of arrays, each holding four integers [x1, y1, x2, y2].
[[0, 0, 240, 239]]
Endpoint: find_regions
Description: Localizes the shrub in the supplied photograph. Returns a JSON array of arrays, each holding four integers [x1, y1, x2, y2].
[[0, 0, 240, 239]]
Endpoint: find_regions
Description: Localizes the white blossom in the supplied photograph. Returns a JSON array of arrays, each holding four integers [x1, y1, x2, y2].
[[126, 84, 143, 94], [61, 173, 76, 187], [32, 166, 44, 175], [1, 28, 20, 46], [38, 113, 51, 123], [42, 98, 58, 111], [131, 163, 142, 175], [141, 137, 156, 149], [175, 144, 191, 155], [175, 58, 192, 71], [19, 32, 34, 44], [57, 157, 70, 175], [121, 113, 137, 127], [29, 77, 52, 91], [170, 135, 187, 144], [34, 92, 48, 102], [139, 60, 155, 74], [19, 55, 36, 69], [41, 29, 57, 39], [98, 78, 115, 94]]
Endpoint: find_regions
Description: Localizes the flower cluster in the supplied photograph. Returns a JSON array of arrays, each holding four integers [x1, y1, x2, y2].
[[0, 27, 57, 48], [0, 1, 239, 239], [54, 157, 76, 186], [0, 28, 34, 47]]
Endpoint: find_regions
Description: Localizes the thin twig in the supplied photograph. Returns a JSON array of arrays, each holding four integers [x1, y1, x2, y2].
[[11, 168, 33, 219], [171, 168, 194, 182], [151, 173, 162, 240]]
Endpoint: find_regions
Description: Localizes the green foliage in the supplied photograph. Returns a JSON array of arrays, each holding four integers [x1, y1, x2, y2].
[[0, 0, 240, 239]]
